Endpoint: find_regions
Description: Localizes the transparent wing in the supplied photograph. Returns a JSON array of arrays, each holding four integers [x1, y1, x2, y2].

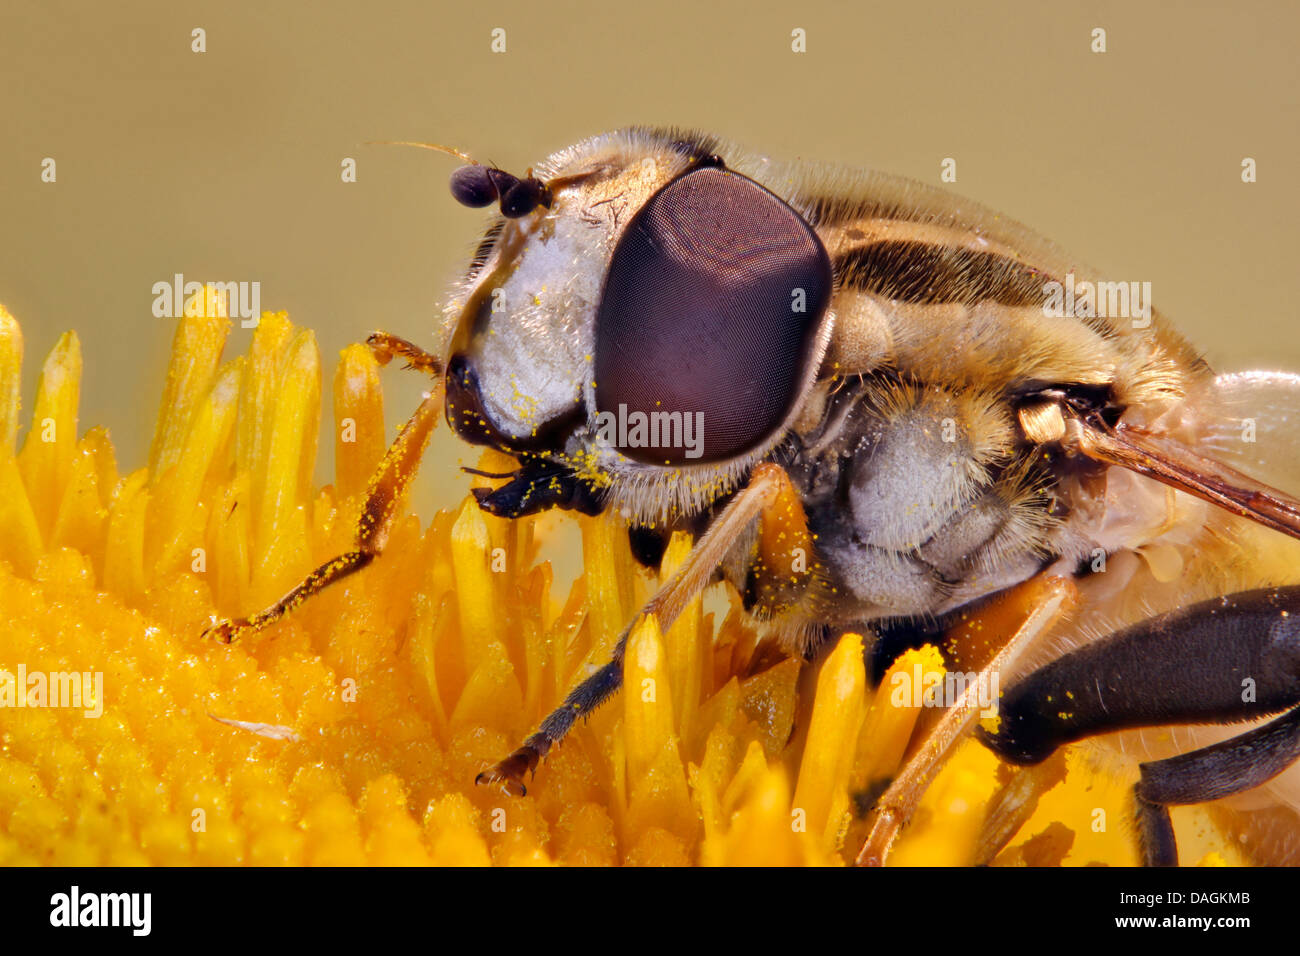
[[1202, 370, 1300, 490], [1071, 371, 1300, 861], [1070, 371, 1300, 544]]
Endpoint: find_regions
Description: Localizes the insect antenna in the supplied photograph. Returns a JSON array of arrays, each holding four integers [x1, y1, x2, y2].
[[364, 139, 551, 218], [363, 140, 478, 163]]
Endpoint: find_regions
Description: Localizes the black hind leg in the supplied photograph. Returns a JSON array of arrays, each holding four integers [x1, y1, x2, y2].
[[1134, 706, 1300, 865], [978, 585, 1300, 865]]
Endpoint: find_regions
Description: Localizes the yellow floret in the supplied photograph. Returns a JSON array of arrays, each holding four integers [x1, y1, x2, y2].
[[0, 294, 1244, 866]]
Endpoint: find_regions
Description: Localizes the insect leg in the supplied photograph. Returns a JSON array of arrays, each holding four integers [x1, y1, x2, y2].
[[856, 573, 1078, 866], [972, 752, 1068, 865], [364, 331, 442, 376], [1134, 707, 1300, 865], [203, 384, 443, 642], [978, 585, 1300, 865], [476, 462, 798, 796]]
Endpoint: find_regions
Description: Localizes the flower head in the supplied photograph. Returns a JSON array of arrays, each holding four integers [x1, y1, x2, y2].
[[0, 295, 1242, 865]]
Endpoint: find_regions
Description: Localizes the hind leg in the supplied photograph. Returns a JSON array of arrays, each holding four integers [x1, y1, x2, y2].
[[979, 585, 1300, 865], [1133, 706, 1300, 865]]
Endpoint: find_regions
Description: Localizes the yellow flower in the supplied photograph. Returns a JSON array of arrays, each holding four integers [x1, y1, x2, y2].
[[0, 293, 1245, 865]]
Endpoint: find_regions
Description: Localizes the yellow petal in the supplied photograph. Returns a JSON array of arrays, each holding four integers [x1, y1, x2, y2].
[[17, 331, 80, 537], [150, 358, 241, 575], [237, 311, 293, 528], [450, 496, 506, 675], [150, 302, 229, 481], [252, 329, 319, 594], [332, 343, 385, 502], [0, 304, 22, 455], [50, 433, 111, 571], [793, 631, 867, 850], [580, 512, 633, 661], [659, 531, 704, 739], [0, 456, 41, 574]]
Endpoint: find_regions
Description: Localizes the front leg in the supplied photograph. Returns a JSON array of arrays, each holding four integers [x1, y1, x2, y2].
[[203, 332, 442, 642], [365, 331, 442, 376], [978, 585, 1300, 865]]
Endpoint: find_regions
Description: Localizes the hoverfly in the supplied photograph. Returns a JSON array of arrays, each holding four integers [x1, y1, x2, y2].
[[206, 128, 1300, 866]]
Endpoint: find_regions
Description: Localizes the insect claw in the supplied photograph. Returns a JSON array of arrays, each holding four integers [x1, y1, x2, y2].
[[474, 767, 527, 797], [476, 748, 539, 797], [366, 340, 397, 369], [202, 619, 242, 644]]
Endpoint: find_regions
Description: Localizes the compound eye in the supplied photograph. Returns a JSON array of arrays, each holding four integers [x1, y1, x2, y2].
[[593, 167, 832, 464]]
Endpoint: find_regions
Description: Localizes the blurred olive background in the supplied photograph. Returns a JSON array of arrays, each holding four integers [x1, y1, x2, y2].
[[2, 0, 1297, 522]]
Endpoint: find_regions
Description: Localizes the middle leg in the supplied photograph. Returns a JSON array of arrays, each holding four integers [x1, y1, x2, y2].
[[855, 573, 1077, 865], [475, 461, 812, 795]]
